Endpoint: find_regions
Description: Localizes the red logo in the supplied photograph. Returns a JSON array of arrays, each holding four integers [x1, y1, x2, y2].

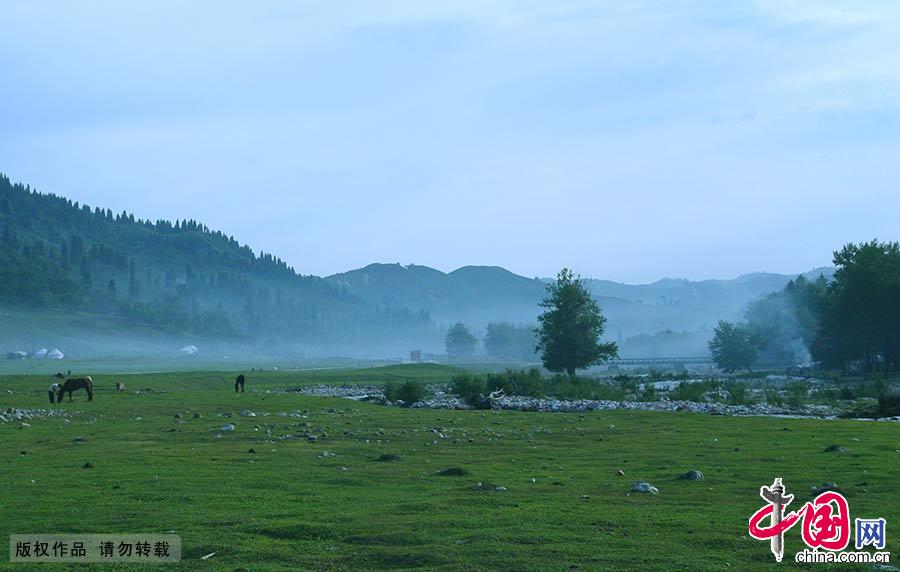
[[748, 478, 850, 561]]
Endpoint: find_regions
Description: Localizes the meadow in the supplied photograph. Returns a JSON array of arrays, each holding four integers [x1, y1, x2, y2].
[[1, 365, 897, 570]]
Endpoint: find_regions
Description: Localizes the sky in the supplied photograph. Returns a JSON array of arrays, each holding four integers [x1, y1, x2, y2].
[[2, 1, 899, 283]]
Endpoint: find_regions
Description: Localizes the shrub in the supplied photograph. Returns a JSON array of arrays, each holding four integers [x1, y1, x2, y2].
[[838, 384, 857, 400], [486, 368, 544, 397], [786, 380, 808, 407], [670, 380, 720, 402], [876, 392, 900, 417], [451, 374, 487, 407], [764, 389, 783, 406], [640, 382, 659, 402], [384, 380, 427, 406], [725, 381, 748, 405]]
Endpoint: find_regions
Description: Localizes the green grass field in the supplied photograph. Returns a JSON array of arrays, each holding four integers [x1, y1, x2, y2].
[[1, 365, 897, 570]]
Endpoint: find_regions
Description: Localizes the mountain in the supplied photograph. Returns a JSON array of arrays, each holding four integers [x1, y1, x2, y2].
[[328, 265, 835, 356], [326, 264, 547, 327], [0, 174, 433, 357], [1, 173, 831, 359]]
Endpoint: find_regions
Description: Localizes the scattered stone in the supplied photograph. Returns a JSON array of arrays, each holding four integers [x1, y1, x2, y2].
[[317, 451, 336, 459], [436, 467, 469, 477], [19, 423, 30, 429], [220, 424, 236, 432], [19, 450, 27, 455], [193, 413, 202, 419], [824, 444, 849, 453], [472, 482, 504, 491], [679, 470, 704, 481], [581, 495, 591, 500], [811, 482, 845, 495], [616, 469, 625, 476], [174, 413, 183, 419], [239, 410, 257, 417], [82, 462, 94, 469], [247, 448, 256, 454], [631, 482, 659, 494], [377, 453, 401, 462]]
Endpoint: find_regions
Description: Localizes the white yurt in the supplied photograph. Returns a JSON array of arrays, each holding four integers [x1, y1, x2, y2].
[[47, 348, 65, 360], [32, 348, 48, 359]]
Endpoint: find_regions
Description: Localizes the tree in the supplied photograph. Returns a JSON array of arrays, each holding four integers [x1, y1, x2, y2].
[[446, 322, 477, 358], [708, 320, 759, 373], [484, 322, 538, 360], [536, 268, 617, 376], [812, 240, 900, 371]]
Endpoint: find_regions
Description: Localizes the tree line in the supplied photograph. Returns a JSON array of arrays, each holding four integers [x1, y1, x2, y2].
[[710, 240, 899, 373]]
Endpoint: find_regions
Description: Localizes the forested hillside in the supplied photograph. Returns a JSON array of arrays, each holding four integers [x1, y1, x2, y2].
[[0, 174, 432, 351]]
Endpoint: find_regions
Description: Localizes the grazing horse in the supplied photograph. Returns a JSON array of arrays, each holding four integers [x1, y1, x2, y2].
[[235, 374, 245, 393], [57, 377, 94, 402], [115, 381, 126, 392]]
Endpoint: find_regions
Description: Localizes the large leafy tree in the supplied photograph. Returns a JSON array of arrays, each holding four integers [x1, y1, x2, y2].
[[813, 240, 900, 371], [445, 322, 477, 358], [484, 322, 538, 360], [708, 320, 759, 373], [536, 268, 617, 376]]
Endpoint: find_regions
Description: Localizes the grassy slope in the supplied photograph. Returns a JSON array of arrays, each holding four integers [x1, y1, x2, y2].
[[0, 365, 896, 571]]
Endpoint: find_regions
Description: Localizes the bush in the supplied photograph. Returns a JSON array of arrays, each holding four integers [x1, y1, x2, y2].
[[384, 380, 427, 406], [640, 382, 659, 401], [876, 392, 900, 417], [786, 380, 808, 407], [451, 374, 487, 407], [486, 368, 544, 397], [764, 389, 783, 406], [725, 381, 748, 405], [670, 380, 720, 402]]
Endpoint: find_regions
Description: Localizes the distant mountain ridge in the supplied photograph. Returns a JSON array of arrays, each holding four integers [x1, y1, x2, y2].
[[1, 172, 832, 357], [327, 264, 834, 340]]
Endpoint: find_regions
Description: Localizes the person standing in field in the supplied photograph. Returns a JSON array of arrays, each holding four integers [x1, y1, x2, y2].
[[48, 382, 59, 404]]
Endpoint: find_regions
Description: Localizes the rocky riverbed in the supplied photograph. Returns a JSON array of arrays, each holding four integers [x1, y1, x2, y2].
[[0, 407, 75, 423], [274, 384, 900, 420]]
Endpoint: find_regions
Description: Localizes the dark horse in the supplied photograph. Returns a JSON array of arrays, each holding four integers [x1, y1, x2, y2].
[[57, 377, 94, 402], [235, 374, 245, 393]]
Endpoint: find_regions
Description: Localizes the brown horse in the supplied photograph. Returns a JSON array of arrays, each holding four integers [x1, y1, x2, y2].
[[58, 377, 94, 402]]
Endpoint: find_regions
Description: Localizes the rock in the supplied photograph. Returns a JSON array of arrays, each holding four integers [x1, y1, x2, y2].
[[811, 482, 845, 495], [824, 444, 849, 453], [377, 453, 401, 462], [317, 451, 336, 458], [581, 495, 591, 500], [472, 482, 505, 491], [616, 469, 625, 476], [679, 470, 704, 481], [247, 448, 256, 454], [239, 410, 257, 417], [83, 462, 94, 469], [174, 413, 183, 419], [193, 413, 202, 419], [220, 423, 236, 432], [631, 482, 659, 494], [19, 422, 30, 429], [20, 450, 27, 455], [436, 467, 469, 477]]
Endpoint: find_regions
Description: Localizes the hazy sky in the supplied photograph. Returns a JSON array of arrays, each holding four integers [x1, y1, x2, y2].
[[2, 1, 899, 283]]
